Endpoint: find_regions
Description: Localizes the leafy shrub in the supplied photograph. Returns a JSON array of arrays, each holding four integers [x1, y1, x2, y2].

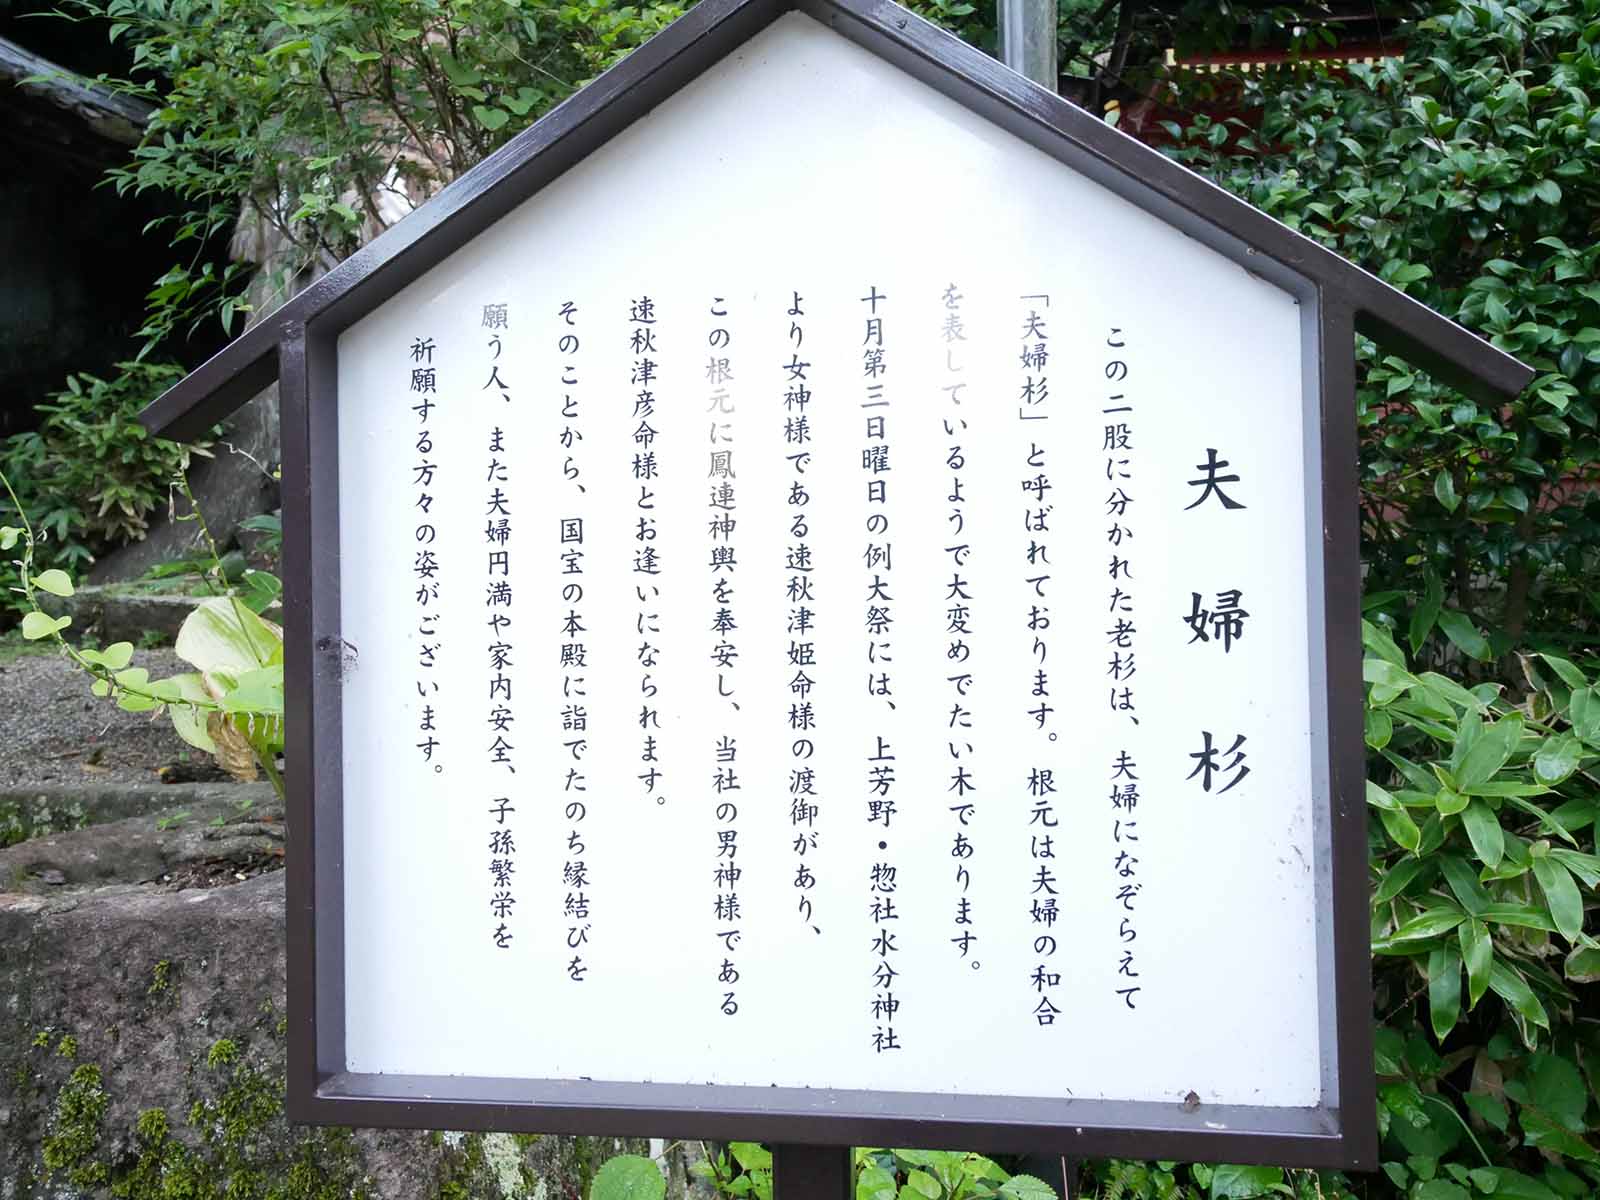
[[58, 0, 685, 351], [1157, 0, 1600, 666], [0, 360, 206, 590]]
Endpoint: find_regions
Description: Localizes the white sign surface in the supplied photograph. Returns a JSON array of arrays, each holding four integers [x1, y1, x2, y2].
[[336, 12, 1325, 1110]]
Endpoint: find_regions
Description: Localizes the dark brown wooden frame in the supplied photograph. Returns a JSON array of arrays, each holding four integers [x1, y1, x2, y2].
[[140, 0, 1535, 1172]]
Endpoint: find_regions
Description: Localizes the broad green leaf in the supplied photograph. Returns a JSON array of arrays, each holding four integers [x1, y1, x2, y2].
[[160, 673, 218, 754], [1374, 857, 1427, 904], [1434, 471, 1460, 513], [1488, 961, 1549, 1037], [217, 664, 284, 717], [1437, 610, 1491, 661], [101, 642, 134, 671], [1472, 1167, 1559, 1200], [1531, 857, 1583, 942], [1459, 919, 1492, 1007], [19, 611, 69, 640], [1528, 1054, 1588, 1128], [589, 1156, 665, 1200], [1539, 653, 1587, 690], [1381, 805, 1421, 853], [1534, 734, 1582, 784], [1410, 570, 1443, 652], [729, 1144, 771, 1172], [1437, 855, 1489, 914], [1520, 1110, 1599, 1163], [1365, 707, 1393, 749], [472, 104, 510, 131], [996, 1177, 1054, 1200], [1563, 944, 1600, 983], [1414, 1182, 1469, 1200], [1416, 671, 1485, 714], [859, 1167, 898, 1200], [30, 569, 73, 597], [1549, 848, 1600, 887], [1456, 714, 1521, 789], [905, 1172, 941, 1199], [1428, 945, 1462, 1040], [1571, 688, 1600, 745], [1479, 904, 1556, 931], [175, 597, 281, 675], [0, 526, 19, 550], [1461, 800, 1504, 868], [1362, 619, 1406, 668], [1436, 787, 1469, 816], [1390, 905, 1465, 942], [1366, 780, 1401, 811], [1364, 659, 1416, 688], [1207, 1165, 1283, 1199]]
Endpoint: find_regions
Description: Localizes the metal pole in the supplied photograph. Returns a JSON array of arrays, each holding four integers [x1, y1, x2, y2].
[[999, 0, 1058, 90], [771, 1145, 853, 1200], [1060, 1157, 1080, 1200]]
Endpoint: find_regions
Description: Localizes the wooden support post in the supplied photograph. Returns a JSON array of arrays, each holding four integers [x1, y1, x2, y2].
[[772, 1145, 853, 1200]]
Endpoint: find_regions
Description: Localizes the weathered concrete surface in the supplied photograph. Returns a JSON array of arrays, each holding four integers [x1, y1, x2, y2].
[[35, 586, 203, 646], [0, 783, 272, 850], [0, 869, 664, 1198], [0, 795, 280, 893]]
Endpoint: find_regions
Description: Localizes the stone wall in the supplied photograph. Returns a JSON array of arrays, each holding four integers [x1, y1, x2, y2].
[[0, 805, 700, 1200]]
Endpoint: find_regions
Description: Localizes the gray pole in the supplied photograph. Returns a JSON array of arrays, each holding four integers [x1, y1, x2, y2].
[[999, 0, 1058, 90]]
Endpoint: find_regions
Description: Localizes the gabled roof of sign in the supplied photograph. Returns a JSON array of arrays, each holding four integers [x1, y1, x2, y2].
[[139, 0, 1532, 442]]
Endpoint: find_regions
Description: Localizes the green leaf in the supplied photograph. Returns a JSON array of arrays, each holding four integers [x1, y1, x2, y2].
[[1563, 944, 1600, 984], [160, 673, 218, 755], [1459, 919, 1492, 1007], [905, 1172, 941, 1199], [1207, 1165, 1283, 1199], [1528, 1053, 1588, 1128], [1410, 571, 1444, 653], [858, 1166, 898, 1200], [1391, 905, 1466, 942], [1456, 714, 1522, 789], [175, 597, 281, 675], [0, 526, 19, 550], [1428, 945, 1463, 1040], [1381, 804, 1422, 852], [19, 611, 69, 640], [30, 569, 73, 597], [1532, 857, 1584, 942], [1375, 857, 1426, 904], [590, 1156, 665, 1200], [472, 104, 510, 131], [1413, 1182, 1469, 1200], [1488, 961, 1548, 1036], [1533, 179, 1562, 205], [729, 1144, 771, 1172], [1520, 1109, 1599, 1162], [996, 1177, 1054, 1200], [1437, 610, 1491, 661], [1539, 653, 1588, 689], [1571, 688, 1600, 745], [101, 642, 134, 671], [1534, 734, 1583, 785], [1461, 800, 1505, 868], [1434, 471, 1460, 513]]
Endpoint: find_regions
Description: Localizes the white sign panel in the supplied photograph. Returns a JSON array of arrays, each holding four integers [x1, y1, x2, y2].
[[335, 13, 1324, 1113]]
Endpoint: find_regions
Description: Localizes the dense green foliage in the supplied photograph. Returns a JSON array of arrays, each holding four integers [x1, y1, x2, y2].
[[1160, 0, 1600, 665], [0, 361, 203, 585], [65, 0, 686, 347]]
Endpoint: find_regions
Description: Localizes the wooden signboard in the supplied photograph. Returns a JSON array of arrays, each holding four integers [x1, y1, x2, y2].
[[141, 0, 1533, 1174]]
